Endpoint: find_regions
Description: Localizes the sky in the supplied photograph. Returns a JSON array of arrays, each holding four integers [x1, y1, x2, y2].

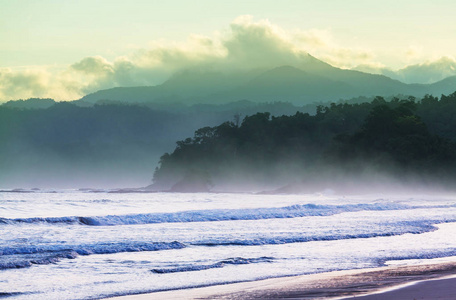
[[1, 0, 456, 101]]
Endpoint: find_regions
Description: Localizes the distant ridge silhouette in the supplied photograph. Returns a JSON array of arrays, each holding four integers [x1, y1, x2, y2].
[[79, 55, 456, 105]]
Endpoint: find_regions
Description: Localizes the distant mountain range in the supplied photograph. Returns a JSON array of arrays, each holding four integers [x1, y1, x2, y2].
[[355, 56, 456, 84], [79, 55, 456, 105]]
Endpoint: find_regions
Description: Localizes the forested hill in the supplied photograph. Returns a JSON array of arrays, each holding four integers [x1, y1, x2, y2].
[[0, 99, 317, 188], [153, 92, 456, 193]]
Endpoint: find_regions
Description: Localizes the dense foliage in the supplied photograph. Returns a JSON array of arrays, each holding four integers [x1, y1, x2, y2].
[[153, 93, 456, 191]]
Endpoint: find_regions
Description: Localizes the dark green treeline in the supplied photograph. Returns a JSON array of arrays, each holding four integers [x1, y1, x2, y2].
[[153, 93, 456, 191]]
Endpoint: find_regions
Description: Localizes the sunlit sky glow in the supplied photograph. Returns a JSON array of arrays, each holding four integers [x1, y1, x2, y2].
[[1, 0, 455, 101]]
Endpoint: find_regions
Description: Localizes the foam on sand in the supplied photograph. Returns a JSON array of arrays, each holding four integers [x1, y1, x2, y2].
[[107, 257, 456, 300]]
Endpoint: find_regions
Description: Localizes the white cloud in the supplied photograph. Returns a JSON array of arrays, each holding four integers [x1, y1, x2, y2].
[[221, 15, 302, 69], [1, 16, 450, 101], [0, 67, 81, 101], [295, 29, 332, 48], [352, 62, 389, 74], [394, 56, 456, 83]]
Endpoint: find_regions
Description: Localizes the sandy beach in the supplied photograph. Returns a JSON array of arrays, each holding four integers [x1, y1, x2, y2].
[[108, 257, 456, 300]]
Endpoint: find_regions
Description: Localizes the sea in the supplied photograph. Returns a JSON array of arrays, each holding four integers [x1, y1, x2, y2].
[[1, 189, 456, 299]]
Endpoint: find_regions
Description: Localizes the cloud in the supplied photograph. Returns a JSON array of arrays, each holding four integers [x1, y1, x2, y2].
[[130, 16, 378, 74], [352, 56, 456, 84], [394, 56, 456, 83], [0, 68, 47, 99], [1, 16, 443, 101], [295, 29, 331, 48], [0, 67, 82, 101], [221, 15, 303, 69], [319, 47, 376, 69], [71, 56, 115, 75], [352, 62, 389, 74]]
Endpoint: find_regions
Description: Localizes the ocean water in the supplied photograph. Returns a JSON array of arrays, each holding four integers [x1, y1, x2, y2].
[[1, 190, 456, 299]]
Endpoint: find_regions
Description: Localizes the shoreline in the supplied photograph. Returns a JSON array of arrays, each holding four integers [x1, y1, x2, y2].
[[107, 257, 456, 300]]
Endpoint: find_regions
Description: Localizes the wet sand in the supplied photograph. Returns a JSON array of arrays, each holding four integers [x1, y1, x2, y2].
[[108, 258, 456, 300], [343, 276, 456, 299]]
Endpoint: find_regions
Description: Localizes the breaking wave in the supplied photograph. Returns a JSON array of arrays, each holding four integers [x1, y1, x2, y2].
[[151, 256, 274, 274], [0, 241, 185, 270], [3, 202, 453, 226]]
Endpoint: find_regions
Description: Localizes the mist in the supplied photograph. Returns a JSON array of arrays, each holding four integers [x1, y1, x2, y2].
[[151, 150, 456, 196], [3, 91, 456, 192], [0, 100, 317, 189], [150, 94, 456, 194]]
